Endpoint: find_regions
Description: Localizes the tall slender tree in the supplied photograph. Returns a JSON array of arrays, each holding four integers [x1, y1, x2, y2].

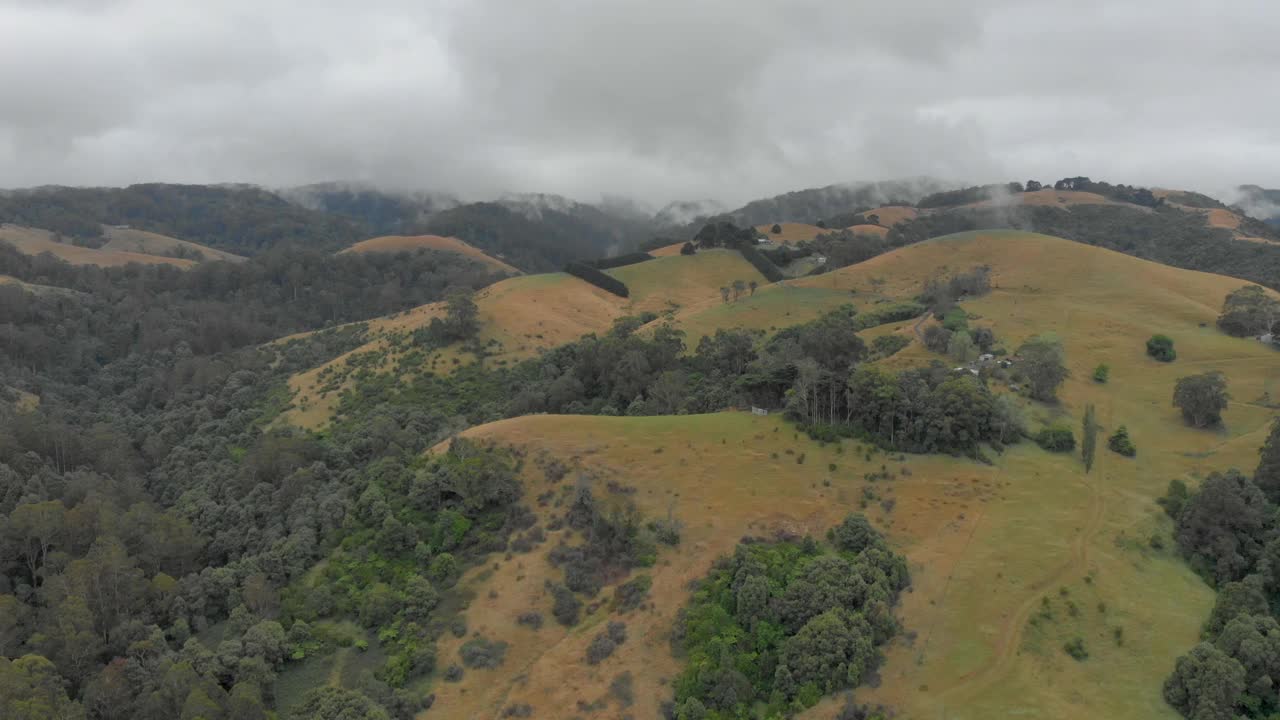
[[1081, 404, 1098, 473]]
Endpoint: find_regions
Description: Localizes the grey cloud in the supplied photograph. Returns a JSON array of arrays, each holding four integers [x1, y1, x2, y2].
[[0, 0, 1277, 207]]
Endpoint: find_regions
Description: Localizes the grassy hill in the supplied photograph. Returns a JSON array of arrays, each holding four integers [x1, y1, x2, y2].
[[100, 225, 247, 262], [0, 223, 197, 268], [340, 234, 521, 274], [384, 231, 1279, 720]]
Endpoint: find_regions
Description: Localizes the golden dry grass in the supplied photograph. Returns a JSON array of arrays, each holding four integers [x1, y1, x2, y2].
[[959, 189, 1117, 210], [341, 234, 521, 274], [422, 231, 1280, 720], [862, 205, 919, 226], [649, 242, 687, 257], [100, 226, 246, 263], [607, 249, 767, 315], [847, 223, 889, 237], [0, 224, 195, 269], [753, 222, 828, 244]]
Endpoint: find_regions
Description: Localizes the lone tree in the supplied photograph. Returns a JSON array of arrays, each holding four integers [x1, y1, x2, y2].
[[1108, 425, 1136, 457], [771, 223, 782, 234], [719, 286, 730, 303], [1081, 404, 1098, 472], [680, 241, 696, 256], [1017, 336, 1068, 402], [732, 279, 747, 302], [1173, 371, 1230, 428], [1217, 285, 1280, 337], [749, 280, 758, 296], [1147, 334, 1177, 362]]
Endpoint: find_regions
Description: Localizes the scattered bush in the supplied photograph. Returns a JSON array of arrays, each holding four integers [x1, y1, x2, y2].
[[609, 671, 635, 707], [1093, 363, 1110, 383], [871, 333, 911, 359], [1107, 425, 1136, 456], [1147, 334, 1177, 362], [1036, 425, 1076, 452], [613, 575, 652, 611], [459, 637, 509, 669], [444, 664, 464, 682], [586, 622, 627, 664], [1063, 637, 1089, 661], [548, 582, 583, 626], [517, 611, 544, 630]]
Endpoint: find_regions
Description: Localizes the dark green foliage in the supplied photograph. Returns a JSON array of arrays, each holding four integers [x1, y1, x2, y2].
[[680, 242, 697, 255], [1036, 425, 1076, 453], [564, 261, 630, 297], [916, 184, 1014, 209], [1147, 334, 1178, 362], [613, 575, 652, 611], [843, 365, 1012, 456], [459, 637, 509, 669], [921, 325, 952, 354], [1016, 337, 1068, 402], [1164, 643, 1246, 720], [771, 224, 782, 234], [293, 686, 393, 720], [1175, 470, 1270, 586], [671, 515, 907, 718], [1202, 576, 1268, 638], [737, 245, 785, 283], [593, 252, 655, 270], [1063, 637, 1089, 661], [870, 334, 910, 359], [549, 583, 583, 627], [1256, 420, 1280, 503], [693, 221, 760, 249], [1160, 479, 1191, 519], [1107, 425, 1136, 457], [1081, 404, 1098, 472], [1217, 286, 1280, 337], [1093, 363, 1110, 383], [1174, 372, 1231, 428]]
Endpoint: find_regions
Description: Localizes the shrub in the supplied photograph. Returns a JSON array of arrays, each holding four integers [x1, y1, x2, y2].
[[585, 622, 626, 664], [564, 261, 629, 297], [444, 664, 464, 682], [459, 637, 509, 669], [771, 223, 782, 234], [613, 575, 652, 611], [609, 671, 635, 707], [1036, 425, 1076, 452], [1063, 637, 1089, 661], [1107, 425, 1136, 456], [680, 242, 696, 256], [549, 582, 582, 626], [517, 611, 543, 630], [1093, 364, 1110, 383], [1146, 334, 1177, 362], [871, 334, 910, 358]]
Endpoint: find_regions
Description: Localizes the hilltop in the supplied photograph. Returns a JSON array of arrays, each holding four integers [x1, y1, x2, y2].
[[0, 223, 197, 268], [341, 234, 521, 274]]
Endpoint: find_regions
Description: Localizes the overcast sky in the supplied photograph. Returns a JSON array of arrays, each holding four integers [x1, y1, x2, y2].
[[1, 0, 1277, 207]]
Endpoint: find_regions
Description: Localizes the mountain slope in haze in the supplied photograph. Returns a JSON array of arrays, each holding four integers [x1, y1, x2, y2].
[[280, 181, 460, 236], [0, 183, 367, 255], [724, 177, 953, 227], [100, 225, 247, 262], [1235, 184, 1280, 227], [0, 223, 197, 268]]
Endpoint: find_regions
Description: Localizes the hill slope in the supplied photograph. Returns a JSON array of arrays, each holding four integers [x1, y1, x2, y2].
[[100, 225, 247, 262], [340, 234, 521, 274], [414, 231, 1279, 720], [0, 224, 196, 268]]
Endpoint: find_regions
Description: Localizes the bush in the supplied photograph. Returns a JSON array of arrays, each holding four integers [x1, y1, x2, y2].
[[585, 622, 626, 664], [564, 261, 629, 297], [549, 582, 582, 626], [592, 252, 655, 270], [1063, 637, 1089, 661], [1093, 364, 1110, 383], [459, 637, 509, 669], [771, 223, 782, 234], [1107, 425, 1136, 456], [872, 334, 911, 359], [680, 241, 696, 256], [517, 611, 543, 630], [1146, 334, 1177, 362], [1036, 425, 1076, 452], [613, 575, 652, 611]]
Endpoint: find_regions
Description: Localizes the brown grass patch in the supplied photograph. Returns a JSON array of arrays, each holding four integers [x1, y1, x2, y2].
[[0, 224, 195, 269], [753, 222, 828, 244], [341, 234, 521, 274], [101, 226, 245, 263]]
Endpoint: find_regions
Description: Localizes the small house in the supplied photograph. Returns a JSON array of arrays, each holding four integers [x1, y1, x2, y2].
[[751, 406, 768, 416], [979, 353, 995, 362]]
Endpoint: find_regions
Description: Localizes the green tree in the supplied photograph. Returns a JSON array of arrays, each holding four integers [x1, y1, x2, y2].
[[1163, 642, 1245, 720], [0, 655, 86, 720], [1016, 337, 1068, 402], [748, 280, 758, 296], [1174, 372, 1230, 428], [1147, 334, 1177, 362], [1107, 425, 1136, 457], [1217, 285, 1280, 337], [1093, 363, 1110, 383], [1255, 419, 1280, 503], [1081, 404, 1098, 472], [442, 289, 480, 341], [777, 609, 875, 695], [947, 331, 977, 363], [292, 686, 390, 720]]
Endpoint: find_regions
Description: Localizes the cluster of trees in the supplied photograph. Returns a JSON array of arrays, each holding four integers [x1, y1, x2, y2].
[[562, 261, 630, 298], [719, 280, 758, 303], [671, 515, 908, 719], [0, 242, 501, 380], [1050, 177, 1162, 207], [1162, 420, 1280, 720]]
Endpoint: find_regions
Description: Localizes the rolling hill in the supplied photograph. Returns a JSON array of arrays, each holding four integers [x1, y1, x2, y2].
[[340, 234, 521, 274], [100, 225, 247, 262], [345, 231, 1279, 720], [0, 223, 197, 268]]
